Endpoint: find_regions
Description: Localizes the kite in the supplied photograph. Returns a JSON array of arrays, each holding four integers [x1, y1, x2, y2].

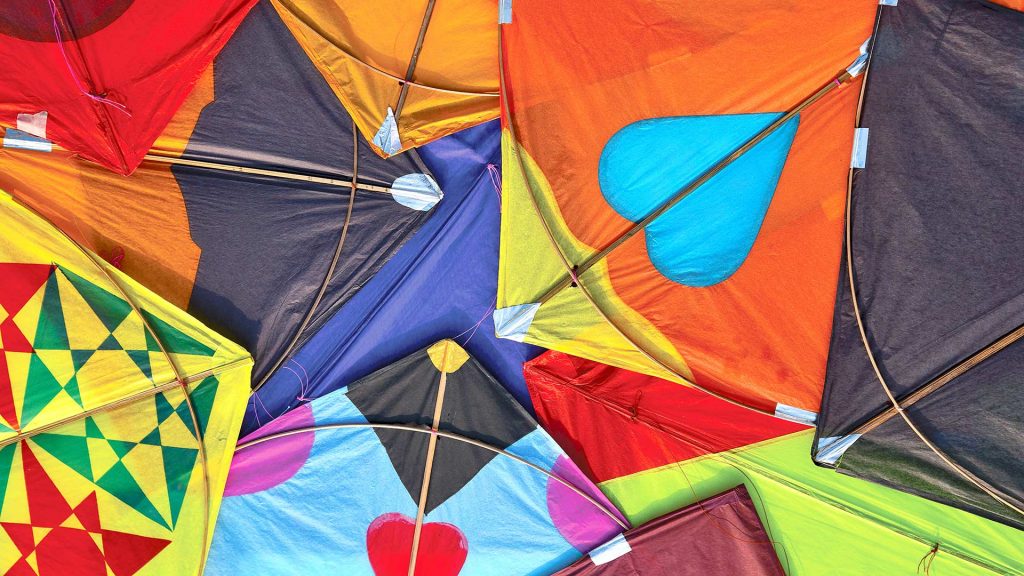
[[208, 341, 625, 575], [526, 351, 1024, 575], [248, 119, 542, 433], [0, 0, 258, 174], [271, 0, 499, 156], [553, 487, 785, 576], [0, 194, 252, 575], [2, 0, 1022, 573], [0, 1, 456, 385], [495, 0, 876, 419], [814, 0, 1024, 529]]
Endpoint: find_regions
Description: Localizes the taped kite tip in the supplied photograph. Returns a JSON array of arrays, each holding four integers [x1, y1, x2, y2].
[[373, 107, 402, 156], [428, 339, 470, 373], [493, 303, 540, 342], [845, 38, 872, 77], [815, 434, 863, 466]]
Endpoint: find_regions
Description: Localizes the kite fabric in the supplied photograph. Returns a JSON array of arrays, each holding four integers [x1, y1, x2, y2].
[[814, 0, 1024, 529], [247, 119, 542, 434], [526, 352, 1024, 575], [0, 194, 252, 575], [272, 0, 499, 157], [0, 0, 258, 175], [209, 341, 625, 575], [495, 0, 877, 418], [553, 487, 784, 576], [0, 1, 455, 384]]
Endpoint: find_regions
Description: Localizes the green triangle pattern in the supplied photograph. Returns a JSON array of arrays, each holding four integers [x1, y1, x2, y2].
[[126, 350, 153, 381], [33, 272, 68, 351], [140, 428, 162, 446], [161, 445, 198, 527], [0, 444, 18, 513], [145, 329, 161, 353], [63, 375, 82, 407], [31, 433, 93, 481], [188, 376, 220, 437], [96, 459, 170, 529], [20, 355, 63, 427], [155, 394, 175, 424], [56, 266, 132, 333], [71, 349, 95, 371], [84, 417, 103, 439], [98, 333, 122, 351], [107, 439, 136, 459], [140, 310, 215, 357]]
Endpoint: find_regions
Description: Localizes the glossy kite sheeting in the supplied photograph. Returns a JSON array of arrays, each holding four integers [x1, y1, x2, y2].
[[0, 194, 252, 575], [271, 0, 499, 157], [526, 352, 1024, 576], [246, 120, 544, 434], [815, 0, 1024, 529], [554, 487, 785, 576], [209, 342, 624, 575], [496, 0, 877, 414], [0, 2, 451, 384], [0, 0, 258, 174]]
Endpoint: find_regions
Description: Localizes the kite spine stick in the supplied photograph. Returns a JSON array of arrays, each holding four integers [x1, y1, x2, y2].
[[236, 423, 631, 530], [845, 324, 1024, 438], [251, 120, 361, 393], [269, 1, 495, 97], [842, 48, 1024, 518], [531, 72, 850, 308], [407, 342, 450, 576], [138, 152, 394, 195], [499, 26, 832, 419], [393, 0, 438, 124], [12, 196, 226, 575]]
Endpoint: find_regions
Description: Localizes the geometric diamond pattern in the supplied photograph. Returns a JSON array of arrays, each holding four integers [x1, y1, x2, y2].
[[0, 445, 170, 576], [0, 197, 251, 576], [0, 264, 216, 433]]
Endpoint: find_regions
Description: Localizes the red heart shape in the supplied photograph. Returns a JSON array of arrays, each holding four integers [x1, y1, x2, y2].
[[366, 513, 468, 576]]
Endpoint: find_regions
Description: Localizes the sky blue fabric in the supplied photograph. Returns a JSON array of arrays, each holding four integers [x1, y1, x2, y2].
[[599, 113, 799, 287]]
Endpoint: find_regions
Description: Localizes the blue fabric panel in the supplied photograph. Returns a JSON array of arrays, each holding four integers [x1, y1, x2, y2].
[[244, 120, 542, 434]]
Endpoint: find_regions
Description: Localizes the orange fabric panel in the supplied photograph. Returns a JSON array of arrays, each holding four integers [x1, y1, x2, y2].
[[606, 86, 862, 411], [506, 0, 876, 250], [502, 0, 878, 411], [272, 0, 498, 156], [0, 69, 213, 309]]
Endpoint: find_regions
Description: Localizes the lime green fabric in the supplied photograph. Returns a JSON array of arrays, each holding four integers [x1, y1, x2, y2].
[[601, 430, 1024, 575]]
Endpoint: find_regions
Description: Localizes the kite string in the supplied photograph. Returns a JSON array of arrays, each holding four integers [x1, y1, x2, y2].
[[486, 163, 502, 210], [917, 543, 940, 575], [47, 0, 131, 116], [453, 295, 496, 346]]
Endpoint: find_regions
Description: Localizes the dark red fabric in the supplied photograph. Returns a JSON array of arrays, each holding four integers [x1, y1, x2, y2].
[[524, 352, 806, 483], [554, 486, 785, 576], [0, 0, 257, 174]]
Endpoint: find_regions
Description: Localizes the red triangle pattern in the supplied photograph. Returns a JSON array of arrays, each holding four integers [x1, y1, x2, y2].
[[0, 264, 53, 431], [1, 444, 172, 575]]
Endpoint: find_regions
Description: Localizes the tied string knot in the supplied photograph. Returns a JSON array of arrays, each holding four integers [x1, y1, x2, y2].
[[917, 543, 940, 575], [47, 0, 132, 117], [630, 390, 644, 421]]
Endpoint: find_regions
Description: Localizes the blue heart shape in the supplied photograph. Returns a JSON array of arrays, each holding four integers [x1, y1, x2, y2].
[[599, 113, 799, 287]]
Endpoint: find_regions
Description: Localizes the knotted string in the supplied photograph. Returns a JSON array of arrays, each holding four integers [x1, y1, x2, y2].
[[47, 0, 132, 116], [917, 543, 940, 575], [486, 163, 502, 210]]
